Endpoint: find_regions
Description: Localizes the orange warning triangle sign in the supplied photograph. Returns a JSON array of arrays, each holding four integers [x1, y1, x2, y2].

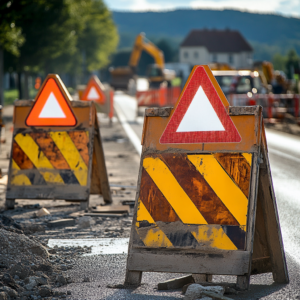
[[26, 75, 76, 127], [160, 65, 241, 144], [81, 75, 106, 104]]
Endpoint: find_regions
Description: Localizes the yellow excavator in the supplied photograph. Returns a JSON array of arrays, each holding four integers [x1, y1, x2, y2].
[[208, 62, 233, 71], [110, 33, 175, 90]]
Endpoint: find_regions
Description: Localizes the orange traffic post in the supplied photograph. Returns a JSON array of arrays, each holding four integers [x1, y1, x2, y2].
[[294, 95, 299, 118], [268, 95, 273, 119], [125, 65, 288, 290]]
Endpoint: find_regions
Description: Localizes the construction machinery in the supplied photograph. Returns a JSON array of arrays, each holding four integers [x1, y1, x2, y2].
[[209, 62, 234, 71], [212, 70, 265, 96], [253, 61, 289, 94], [110, 33, 175, 90]]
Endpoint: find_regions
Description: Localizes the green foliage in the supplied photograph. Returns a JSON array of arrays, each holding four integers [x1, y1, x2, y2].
[[3, 88, 18, 105], [155, 39, 176, 63], [1, 0, 118, 74], [272, 53, 286, 71], [4, 88, 37, 105], [285, 49, 300, 79], [77, 0, 118, 71], [0, 24, 24, 56], [0, 1, 25, 55]]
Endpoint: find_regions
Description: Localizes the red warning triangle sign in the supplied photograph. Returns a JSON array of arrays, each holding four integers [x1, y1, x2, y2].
[[160, 65, 241, 144], [26, 75, 76, 127], [81, 75, 106, 104]]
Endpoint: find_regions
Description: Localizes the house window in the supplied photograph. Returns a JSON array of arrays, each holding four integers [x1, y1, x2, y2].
[[194, 51, 198, 59], [212, 54, 217, 62], [184, 51, 189, 59], [229, 54, 233, 64]]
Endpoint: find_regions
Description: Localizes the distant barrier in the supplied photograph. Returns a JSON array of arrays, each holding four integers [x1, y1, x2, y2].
[[136, 86, 181, 107], [136, 89, 300, 121], [229, 94, 300, 120]]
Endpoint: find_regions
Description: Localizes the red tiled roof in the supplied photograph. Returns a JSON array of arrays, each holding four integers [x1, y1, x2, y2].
[[180, 29, 253, 53]]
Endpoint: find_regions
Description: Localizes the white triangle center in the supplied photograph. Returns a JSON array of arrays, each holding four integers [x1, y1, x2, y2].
[[87, 86, 100, 100], [176, 86, 225, 132], [39, 92, 66, 118]]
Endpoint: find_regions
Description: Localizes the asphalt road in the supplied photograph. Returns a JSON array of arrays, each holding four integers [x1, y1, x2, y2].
[[62, 93, 300, 299]]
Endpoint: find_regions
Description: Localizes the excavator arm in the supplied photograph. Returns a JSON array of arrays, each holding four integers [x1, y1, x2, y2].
[[110, 33, 175, 90], [129, 33, 165, 69]]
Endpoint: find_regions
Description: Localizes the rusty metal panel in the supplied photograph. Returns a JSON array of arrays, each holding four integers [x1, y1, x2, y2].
[[133, 153, 252, 251], [6, 74, 111, 204], [7, 130, 92, 199]]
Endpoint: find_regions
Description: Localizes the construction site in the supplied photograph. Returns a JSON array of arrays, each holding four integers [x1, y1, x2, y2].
[[1, 2, 300, 300]]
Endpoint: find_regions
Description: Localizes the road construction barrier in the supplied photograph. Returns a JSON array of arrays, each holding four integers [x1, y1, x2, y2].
[[125, 65, 288, 290], [136, 86, 181, 107], [80, 75, 114, 124], [229, 93, 300, 120], [6, 74, 112, 209]]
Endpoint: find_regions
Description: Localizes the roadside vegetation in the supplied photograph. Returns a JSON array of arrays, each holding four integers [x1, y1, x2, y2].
[[0, 0, 119, 102]]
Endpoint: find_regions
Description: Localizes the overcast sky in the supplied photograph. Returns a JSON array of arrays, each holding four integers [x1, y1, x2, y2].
[[104, 0, 300, 17]]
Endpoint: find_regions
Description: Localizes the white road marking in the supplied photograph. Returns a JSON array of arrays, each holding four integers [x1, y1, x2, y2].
[[48, 238, 129, 255], [114, 101, 142, 155], [268, 148, 300, 164], [266, 128, 300, 159]]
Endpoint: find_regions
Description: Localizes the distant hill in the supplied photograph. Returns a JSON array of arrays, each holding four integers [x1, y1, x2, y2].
[[112, 9, 300, 60]]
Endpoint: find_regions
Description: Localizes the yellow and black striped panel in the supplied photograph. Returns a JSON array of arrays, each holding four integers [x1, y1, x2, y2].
[[10, 131, 89, 187], [134, 153, 252, 251]]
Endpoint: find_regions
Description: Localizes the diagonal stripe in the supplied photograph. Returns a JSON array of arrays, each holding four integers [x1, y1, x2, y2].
[[213, 153, 251, 198], [14, 133, 64, 184], [12, 159, 20, 170], [221, 225, 246, 250], [137, 199, 155, 224], [143, 157, 207, 225], [139, 168, 180, 223], [160, 153, 239, 225], [12, 141, 35, 169], [49, 132, 88, 186], [188, 155, 248, 227], [68, 131, 90, 166], [190, 225, 238, 250], [30, 132, 70, 169], [11, 159, 31, 185], [142, 228, 173, 248], [242, 153, 252, 166], [136, 200, 173, 247]]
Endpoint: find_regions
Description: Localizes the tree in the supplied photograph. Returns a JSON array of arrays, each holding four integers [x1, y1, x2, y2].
[[47, 0, 118, 84], [285, 49, 300, 79], [0, 1, 25, 104], [76, 0, 118, 82], [156, 39, 175, 63], [272, 53, 286, 71], [0, 0, 118, 98]]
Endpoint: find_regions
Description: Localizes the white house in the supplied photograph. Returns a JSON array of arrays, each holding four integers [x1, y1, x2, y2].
[[179, 29, 253, 69]]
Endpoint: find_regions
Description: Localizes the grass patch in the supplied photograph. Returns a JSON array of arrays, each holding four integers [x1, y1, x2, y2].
[[4, 88, 38, 106], [4, 89, 18, 105]]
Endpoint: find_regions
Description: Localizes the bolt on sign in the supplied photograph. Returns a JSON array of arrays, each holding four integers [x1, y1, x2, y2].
[[80, 75, 114, 124], [125, 65, 288, 290], [6, 74, 111, 209]]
